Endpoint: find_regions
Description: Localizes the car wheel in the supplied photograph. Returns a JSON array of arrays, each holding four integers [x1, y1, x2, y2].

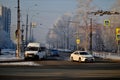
[[91, 59, 95, 63], [79, 57, 81, 63], [70, 57, 73, 61], [24, 57, 28, 61]]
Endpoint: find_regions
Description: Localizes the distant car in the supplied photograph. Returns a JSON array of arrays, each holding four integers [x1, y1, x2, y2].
[[70, 51, 95, 62], [50, 49, 59, 57]]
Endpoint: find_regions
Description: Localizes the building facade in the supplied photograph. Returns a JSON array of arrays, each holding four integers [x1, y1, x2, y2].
[[0, 5, 11, 38]]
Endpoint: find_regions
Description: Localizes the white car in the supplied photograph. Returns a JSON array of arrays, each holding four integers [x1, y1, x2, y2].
[[70, 51, 95, 62]]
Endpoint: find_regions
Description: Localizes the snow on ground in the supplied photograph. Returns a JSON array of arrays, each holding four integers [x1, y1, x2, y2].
[[0, 61, 40, 66], [0, 53, 23, 61], [0, 49, 26, 61], [93, 52, 120, 61], [0, 51, 40, 66]]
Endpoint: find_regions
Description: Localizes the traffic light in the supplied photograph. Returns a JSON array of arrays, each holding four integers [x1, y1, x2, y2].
[[116, 35, 120, 40], [116, 28, 120, 40]]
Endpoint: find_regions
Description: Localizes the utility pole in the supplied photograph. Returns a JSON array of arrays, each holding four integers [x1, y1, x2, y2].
[[29, 22, 32, 42], [16, 0, 21, 58], [90, 18, 92, 54], [21, 24, 24, 52]]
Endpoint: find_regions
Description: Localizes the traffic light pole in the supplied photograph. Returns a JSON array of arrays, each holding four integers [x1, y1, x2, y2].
[[117, 40, 120, 55], [118, 45, 120, 55]]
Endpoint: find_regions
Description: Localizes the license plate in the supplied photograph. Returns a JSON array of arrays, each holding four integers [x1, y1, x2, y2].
[[28, 55, 33, 57]]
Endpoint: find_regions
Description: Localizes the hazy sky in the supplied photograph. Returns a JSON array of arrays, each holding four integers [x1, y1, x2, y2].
[[0, 0, 116, 43]]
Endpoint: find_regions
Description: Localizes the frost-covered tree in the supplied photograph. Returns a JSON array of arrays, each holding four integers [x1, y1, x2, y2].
[[46, 13, 74, 49], [101, 0, 120, 52], [73, 0, 98, 50]]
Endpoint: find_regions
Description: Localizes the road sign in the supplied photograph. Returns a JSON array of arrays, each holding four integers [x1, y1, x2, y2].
[[104, 20, 110, 27], [76, 39, 80, 44], [116, 28, 120, 40]]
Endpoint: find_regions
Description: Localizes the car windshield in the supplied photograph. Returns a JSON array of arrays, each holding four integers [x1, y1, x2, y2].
[[26, 47, 38, 51], [79, 52, 89, 55]]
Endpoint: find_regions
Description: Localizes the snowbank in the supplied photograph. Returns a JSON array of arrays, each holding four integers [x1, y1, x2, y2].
[[0, 61, 40, 66], [0, 52, 41, 66], [93, 52, 120, 61], [0, 53, 20, 61]]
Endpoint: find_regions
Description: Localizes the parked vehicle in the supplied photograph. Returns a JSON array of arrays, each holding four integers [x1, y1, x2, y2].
[[70, 51, 95, 62], [24, 42, 47, 60]]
